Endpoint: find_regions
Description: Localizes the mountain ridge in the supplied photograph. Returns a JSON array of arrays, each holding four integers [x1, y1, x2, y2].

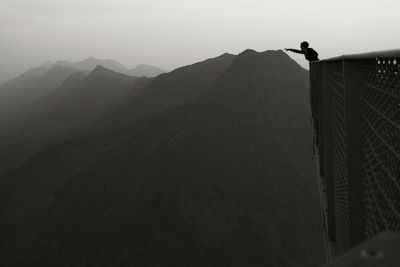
[[0, 66, 143, 175], [0, 49, 323, 266], [53, 57, 165, 78], [127, 64, 165, 77], [90, 52, 236, 134], [53, 57, 129, 74], [0, 65, 78, 117]]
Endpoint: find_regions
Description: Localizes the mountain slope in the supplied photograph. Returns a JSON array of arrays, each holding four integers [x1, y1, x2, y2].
[[0, 65, 49, 93], [127, 64, 165, 77], [0, 72, 87, 175], [5, 66, 141, 139], [0, 50, 323, 266], [0, 66, 143, 175], [1, 71, 88, 131], [91, 53, 236, 134], [0, 66, 77, 117]]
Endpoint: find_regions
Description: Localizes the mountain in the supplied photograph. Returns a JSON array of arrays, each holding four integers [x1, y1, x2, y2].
[[53, 57, 129, 74], [0, 50, 324, 266], [127, 64, 165, 77], [0, 58, 162, 119], [0, 70, 87, 155], [91, 53, 236, 134], [0, 65, 76, 117], [0, 71, 88, 132], [0, 66, 144, 175], [1, 65, 50, 90], [0, 130, 81, 176], [0, 66, 48, 118], [53, 57, 165, 78], [23, 65, 141, 138]]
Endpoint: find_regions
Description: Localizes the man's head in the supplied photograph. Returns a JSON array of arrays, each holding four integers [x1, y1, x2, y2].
[[300, 41, 309, 51]]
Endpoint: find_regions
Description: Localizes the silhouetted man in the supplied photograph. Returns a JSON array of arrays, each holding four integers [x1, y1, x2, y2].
[[285, 41, 319, 62]]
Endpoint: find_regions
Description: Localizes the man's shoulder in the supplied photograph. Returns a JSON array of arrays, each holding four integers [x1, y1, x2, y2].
[[308, 48, 319, 57], [309, 48, 318, 54]]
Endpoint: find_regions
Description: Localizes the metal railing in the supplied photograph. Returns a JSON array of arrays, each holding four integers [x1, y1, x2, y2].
[[310, 50, 400, 259]]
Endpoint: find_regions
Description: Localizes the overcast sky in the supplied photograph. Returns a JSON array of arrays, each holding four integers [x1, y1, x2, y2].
[[1, 0, 400, 82]]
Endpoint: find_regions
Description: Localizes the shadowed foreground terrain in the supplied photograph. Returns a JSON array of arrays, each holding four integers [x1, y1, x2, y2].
[[0, 50, 324, 266]]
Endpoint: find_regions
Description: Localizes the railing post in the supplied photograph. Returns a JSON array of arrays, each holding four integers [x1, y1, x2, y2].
[[343, 59, 366, 246]]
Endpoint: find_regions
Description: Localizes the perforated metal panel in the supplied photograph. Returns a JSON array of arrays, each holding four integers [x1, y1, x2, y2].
[[311, 51, 400, 258], [361, 57, 400, 237], [328, 62, 352, 249]]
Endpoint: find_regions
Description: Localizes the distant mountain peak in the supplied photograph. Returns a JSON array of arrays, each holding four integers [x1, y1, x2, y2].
[[86, 65, 138, 84], [40, 61, 53, 68], [83, 56, 114, 63], [93, 64, 108, 71], [50, 57, 165, 78], [128, 64, 165, 77], [241, 49, 258, 54], [220, 52, 235, 57], [88, 65, 119, 78], [53, 57, 128, 74], [230, 49, 300, 69], [238, 49, 287, 58]]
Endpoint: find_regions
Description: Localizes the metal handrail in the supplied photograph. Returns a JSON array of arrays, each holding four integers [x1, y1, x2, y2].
[[313, 49, 400, 62]]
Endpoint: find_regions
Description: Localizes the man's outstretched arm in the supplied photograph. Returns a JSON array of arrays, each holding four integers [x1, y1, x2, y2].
[[284, 48, 304, 54]]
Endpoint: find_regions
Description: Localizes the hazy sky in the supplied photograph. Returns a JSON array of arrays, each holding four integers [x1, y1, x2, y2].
[[1, 0, 400, 82]]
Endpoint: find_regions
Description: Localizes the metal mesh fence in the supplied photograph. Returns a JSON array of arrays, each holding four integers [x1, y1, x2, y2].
[[311, 51, 400, 256], [328, 62, 352, 249], [361, 57, 400, 237]]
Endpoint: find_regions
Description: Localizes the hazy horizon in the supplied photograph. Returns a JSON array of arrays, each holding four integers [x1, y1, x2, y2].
[[1, 0, 400, 83]]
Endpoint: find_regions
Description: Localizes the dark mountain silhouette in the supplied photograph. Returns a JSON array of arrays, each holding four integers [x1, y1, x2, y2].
[[91, 53, 236, 134], [0, 65, 77, 117], [127, 64, 165, 77], [0, 66, 143, 175], [0, 130, 81, 176], [0, 50, 324, 266]]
